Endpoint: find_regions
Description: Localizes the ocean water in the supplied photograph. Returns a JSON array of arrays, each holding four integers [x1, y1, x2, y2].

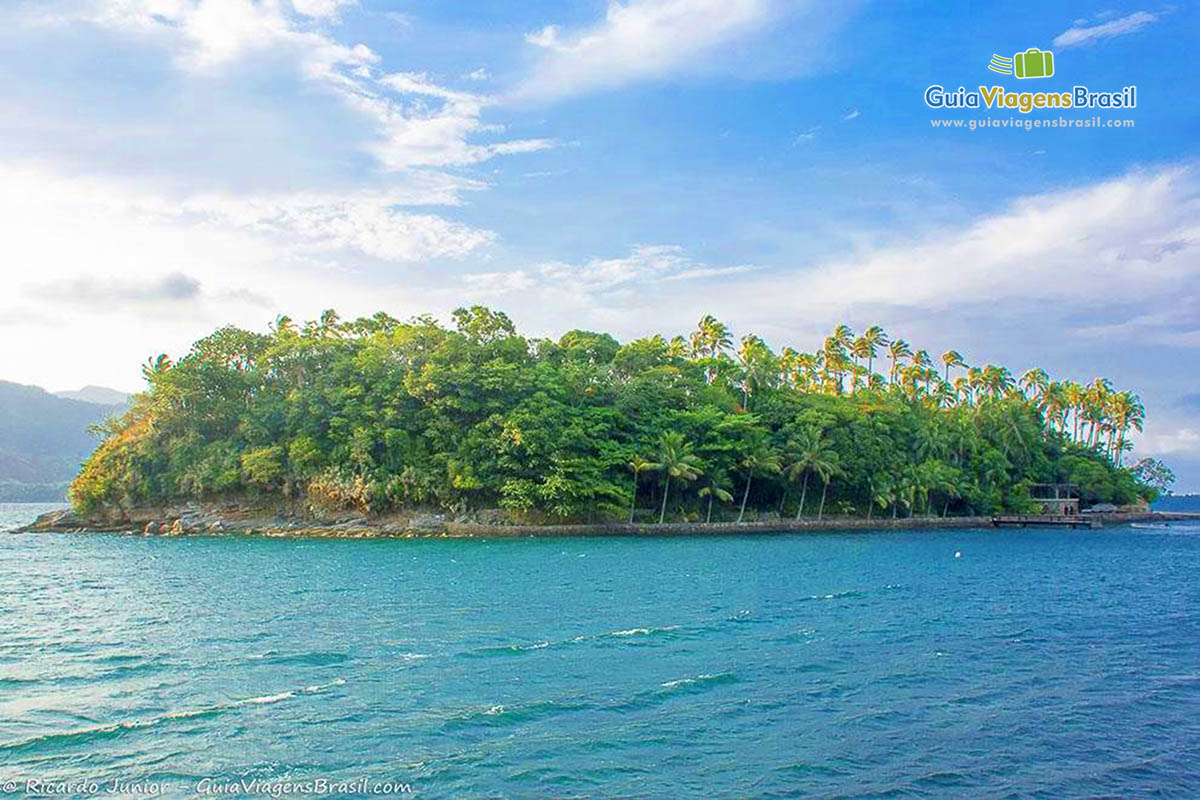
[[2, 503, 1200, 798]]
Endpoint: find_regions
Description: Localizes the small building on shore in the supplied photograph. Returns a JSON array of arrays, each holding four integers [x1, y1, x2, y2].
[[1028, 483, 1080, 516]]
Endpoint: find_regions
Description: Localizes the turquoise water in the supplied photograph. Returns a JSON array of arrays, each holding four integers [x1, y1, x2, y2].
[[3, 504, 1200, 797]]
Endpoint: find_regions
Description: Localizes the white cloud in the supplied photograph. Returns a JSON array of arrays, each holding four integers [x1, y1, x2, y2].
[[1139, 427, 1200, 455], [777, 166, 1198, 319], [513, 0, 848, 101], [1053, 11, 1159, 48], [21, 1, 551, 174], [795, 125, 820, 142], [0, 162, 489, 387], [463, 245, 757, 311], [842, 108, 860, 121], [289, 0, 354, 19], [181, 191, 499, 261]]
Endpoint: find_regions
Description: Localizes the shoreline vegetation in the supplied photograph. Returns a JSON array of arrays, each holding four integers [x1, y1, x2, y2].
[[64, 307, 1167, 533]]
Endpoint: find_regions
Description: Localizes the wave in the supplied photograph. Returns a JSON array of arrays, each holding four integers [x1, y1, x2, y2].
[[458, 641, 553, 658], [260, 651, 350, 667], [442, 698, 592, 730], [0, 679, 346, 754], [607, 625, 680, 638], [459, 624, 685, 659], [800, 589, 866, 602], [658, 672, 738, 692]]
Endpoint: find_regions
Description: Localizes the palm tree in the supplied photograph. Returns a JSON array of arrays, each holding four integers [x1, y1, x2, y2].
[[788, 427, 838, 520], [737, 334, 775, 409], [1063, 381, 1084, 441], [657, 432, 703, 523], [1107, 390, 1143, 465], [815, 454, 843, 521], [699, 477, 734, 523], [913, 350, 935, 393], [737, 445, 782, 523], [941, 349, 966, 384], [888, 339, 913, 385], [861, 325, 888, 387], [318, 308, 341, 337], [1019, 368, 1050, 403], [850, 335, 871, 393], [691, 315, 732, 383], [627, 456, 662, 523], [871, 479, 896, 521]]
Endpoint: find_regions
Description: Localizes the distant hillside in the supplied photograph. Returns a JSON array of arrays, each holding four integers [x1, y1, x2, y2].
[[54, 385, 132, 405], [0, 382, 128, 501], [1153, 494, 1200, 512]]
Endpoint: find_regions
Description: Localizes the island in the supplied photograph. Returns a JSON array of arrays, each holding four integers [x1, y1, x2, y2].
[[26, 307, 1166, 537]]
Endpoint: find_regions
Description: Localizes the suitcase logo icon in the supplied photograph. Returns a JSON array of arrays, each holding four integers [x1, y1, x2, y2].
[[988, 48, 1055, 79]]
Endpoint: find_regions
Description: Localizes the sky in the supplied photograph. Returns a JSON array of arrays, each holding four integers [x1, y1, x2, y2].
[[0, 0, 1197, 489]]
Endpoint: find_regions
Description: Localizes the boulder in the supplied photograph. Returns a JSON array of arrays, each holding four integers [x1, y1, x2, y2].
[[30, 509, 81, 530]]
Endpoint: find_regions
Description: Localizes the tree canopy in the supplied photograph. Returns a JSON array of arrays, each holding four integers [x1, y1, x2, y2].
[[70, 308, 1156, 522]]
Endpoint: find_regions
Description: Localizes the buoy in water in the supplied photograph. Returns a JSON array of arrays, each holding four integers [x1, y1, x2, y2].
[[954, 551, 962, 559]]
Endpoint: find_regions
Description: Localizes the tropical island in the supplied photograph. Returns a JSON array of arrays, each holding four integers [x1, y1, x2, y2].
[[42, 307, 1166, 536]]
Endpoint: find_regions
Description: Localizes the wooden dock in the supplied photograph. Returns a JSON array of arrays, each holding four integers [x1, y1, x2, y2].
[[991, 515, 1100, 529]]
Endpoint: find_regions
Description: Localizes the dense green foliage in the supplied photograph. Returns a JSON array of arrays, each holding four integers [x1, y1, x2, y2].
[[70, 308, 1154, 521]]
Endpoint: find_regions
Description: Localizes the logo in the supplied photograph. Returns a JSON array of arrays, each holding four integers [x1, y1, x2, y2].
[[989, 48, 1055, 79], [923, 45, 1136, 115]]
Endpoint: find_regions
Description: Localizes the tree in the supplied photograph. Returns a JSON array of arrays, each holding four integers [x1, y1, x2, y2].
[[627, 456, 662, 523], [1131, 458, 1174, 497], [69, 307, 1157, 524], [816, 454, 843, 521], [736, 445, 782, 523], [941, 350, 966, 384], [888, 339, 913, 385], [657, 432, 703, 523], [699, 477, 734, 523], [788, 427, 838, 520]]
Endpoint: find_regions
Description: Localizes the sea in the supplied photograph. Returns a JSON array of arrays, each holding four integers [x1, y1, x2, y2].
[[2, 502, 1199, 798]]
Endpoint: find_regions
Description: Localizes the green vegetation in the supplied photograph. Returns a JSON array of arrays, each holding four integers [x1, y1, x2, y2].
[[70, 308, 1155, 522]]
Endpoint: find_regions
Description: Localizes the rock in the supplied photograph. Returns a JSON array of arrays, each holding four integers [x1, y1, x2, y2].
[[31, 509, 81, 530], [410, 513, 447, 531]]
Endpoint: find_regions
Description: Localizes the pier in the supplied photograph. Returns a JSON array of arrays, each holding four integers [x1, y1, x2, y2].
[[991, 514, 1099, 529]]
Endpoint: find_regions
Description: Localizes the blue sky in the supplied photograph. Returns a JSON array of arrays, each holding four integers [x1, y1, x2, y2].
[[0, 0, 1197, 488]]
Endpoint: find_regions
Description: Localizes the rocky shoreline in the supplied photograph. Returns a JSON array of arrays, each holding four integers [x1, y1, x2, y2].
[[11, 502, 1195, 539]]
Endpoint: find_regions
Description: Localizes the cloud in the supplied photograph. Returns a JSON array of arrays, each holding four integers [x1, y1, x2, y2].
[[463, 245, 757, 308], [1053, 11, 1160, 48], [28, 271, 228, 309], [18, 1, 551, 175], [180, 190, 499, 261], [795, 125, 821, 143], [772, 166, 1199, 324], [842, 109, 860, 121], [289, 0, 355, 20], [1136, 426, 1200, 457], [1, 164, 497, 265], [513, 0, 854, 101]]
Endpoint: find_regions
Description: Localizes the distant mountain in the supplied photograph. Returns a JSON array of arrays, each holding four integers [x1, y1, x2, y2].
[[1153, 494, 1200, 512], [0, 381, 127, 501], [54, 385, 133, 405]]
